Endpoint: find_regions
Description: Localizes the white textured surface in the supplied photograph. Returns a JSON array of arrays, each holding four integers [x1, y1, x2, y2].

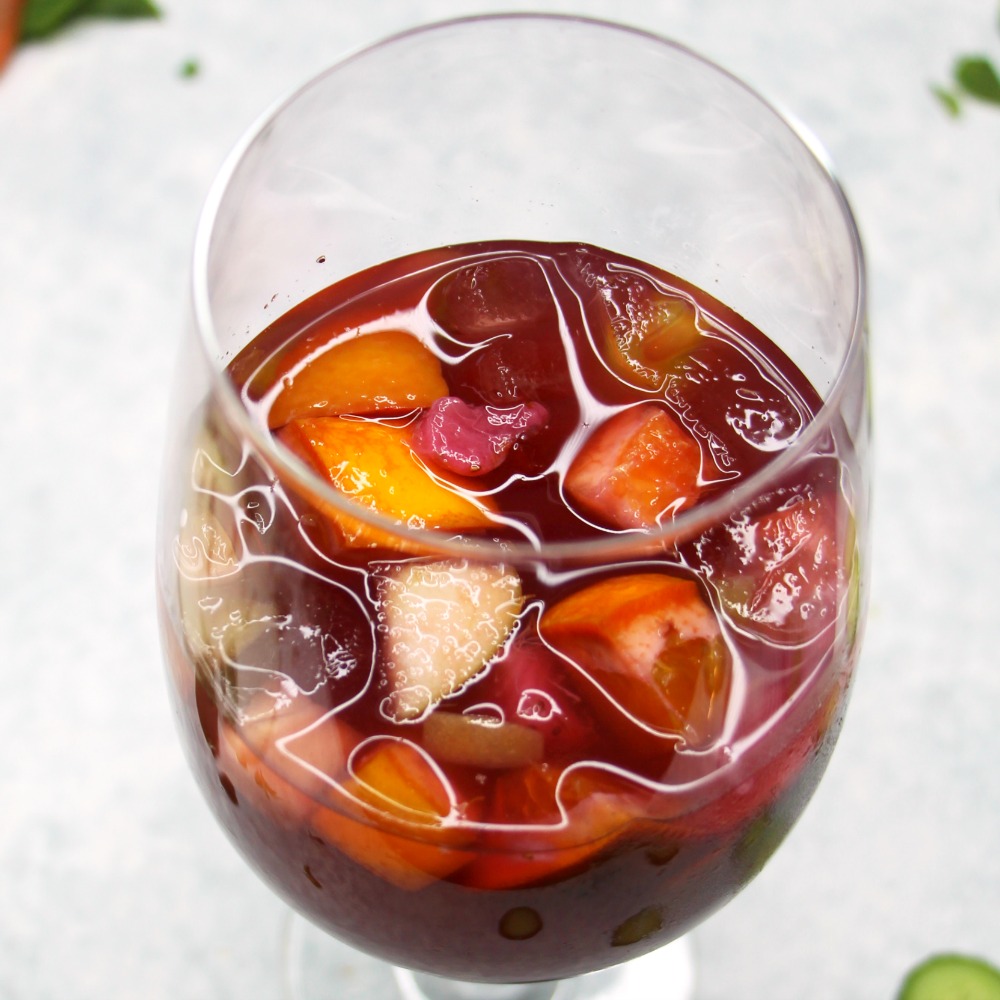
[[1, 1, 998, 998]]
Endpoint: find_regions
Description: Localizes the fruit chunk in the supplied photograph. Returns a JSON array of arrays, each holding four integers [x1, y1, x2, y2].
[[267, 330, 448, 428], [460, 764, 646, 889], [896, 955, 1000, 1000], [411, 397, 549, 476], [428, 255, 554, 336], [218, 692, 358, 827], [568, 250, 702, 390], [423, 711, 544, 770], [711, 490, 850, 646], [564, 404, 702, 530], [278, 417, 497, 548], [311, 738, 481, 890], [598, 276, 701, 390], [539, 573, 730, 747], [464, 637, 600, 762], [374, 560, 523, 721]]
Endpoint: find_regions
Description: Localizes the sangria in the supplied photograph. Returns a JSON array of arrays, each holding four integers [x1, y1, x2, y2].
[[157, 15, 869, 1000]]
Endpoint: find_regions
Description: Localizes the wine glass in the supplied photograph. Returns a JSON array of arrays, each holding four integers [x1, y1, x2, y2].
[[156, 14, 869, 1000]]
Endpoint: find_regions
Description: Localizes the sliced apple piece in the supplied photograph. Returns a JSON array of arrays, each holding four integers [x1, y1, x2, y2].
[[564, 403, 702, 530], [423, 711, 544, 770], [311, 738, 481, 890], [374, 560, 523, 721], [540, 573, 730, 748], [267, 329, 448, 428], [278, 417, 498, 549]]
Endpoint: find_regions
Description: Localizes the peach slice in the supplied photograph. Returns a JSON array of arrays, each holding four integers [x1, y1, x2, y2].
[[278, 417, 498, 549], [564, 403, 702, 530], [375, 560, 524, 721], [311, 738, 481, 890], [267, 330, 448, 428], [539, 573, 730, 747]]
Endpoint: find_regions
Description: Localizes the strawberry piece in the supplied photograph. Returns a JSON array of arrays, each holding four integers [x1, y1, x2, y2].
[[411, 397, 549, 476], [311, 738, 482, 890], [539, 573, 730, 749], [277, 417, 497, 549], [267, 330, 448, 428], [374, 560, 524, 721], [464, 638, 601, 763], [564, 403, 702, 530]]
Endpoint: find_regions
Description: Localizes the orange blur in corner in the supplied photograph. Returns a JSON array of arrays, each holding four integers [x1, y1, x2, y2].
[[0, 0, 25, 72]]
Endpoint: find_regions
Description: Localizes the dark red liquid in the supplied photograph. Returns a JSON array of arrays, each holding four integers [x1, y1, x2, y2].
[[161, 242, 860, 981]]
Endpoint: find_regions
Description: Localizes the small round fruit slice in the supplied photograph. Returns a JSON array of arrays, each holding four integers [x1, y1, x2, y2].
[[896, 954, 1000, 1000], [423, 711, 543, 770]]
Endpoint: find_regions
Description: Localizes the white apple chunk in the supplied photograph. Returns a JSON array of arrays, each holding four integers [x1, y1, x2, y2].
[[375, 560, 523, 721]]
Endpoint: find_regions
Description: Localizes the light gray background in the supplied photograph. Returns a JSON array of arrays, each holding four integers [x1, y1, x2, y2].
[[1, 1, 998, 998]]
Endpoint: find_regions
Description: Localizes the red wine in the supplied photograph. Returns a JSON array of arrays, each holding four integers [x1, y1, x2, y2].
[[162, 241, 859, 981]]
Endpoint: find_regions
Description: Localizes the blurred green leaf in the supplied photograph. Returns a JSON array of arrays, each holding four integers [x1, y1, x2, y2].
[[954, 55, 1000, 105], [20, 0, 86, 39], [931, 84, 962, 117], [85, 0, 160, 18], [21, 0, 160, 41]]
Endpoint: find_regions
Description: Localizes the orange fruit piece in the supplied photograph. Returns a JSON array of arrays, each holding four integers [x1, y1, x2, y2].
[[267, 329, 448, 428], [218, 692, 358, 828], [460, 764, 646, 889], [311, 739, 481, 890], [564, 403, 702, 530], [278, 417, 497, 548], [539, 573, 730, 747]]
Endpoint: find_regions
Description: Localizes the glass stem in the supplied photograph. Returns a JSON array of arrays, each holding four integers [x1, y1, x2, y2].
[[394, 969, 559, 1000]]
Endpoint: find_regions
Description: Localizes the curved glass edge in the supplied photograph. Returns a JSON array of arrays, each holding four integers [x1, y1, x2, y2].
[[188, 12, 869, 566]]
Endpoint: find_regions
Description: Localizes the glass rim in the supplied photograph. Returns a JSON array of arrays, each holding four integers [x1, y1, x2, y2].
[[190, 12, 868, 565]]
